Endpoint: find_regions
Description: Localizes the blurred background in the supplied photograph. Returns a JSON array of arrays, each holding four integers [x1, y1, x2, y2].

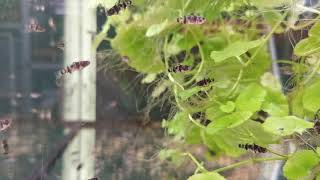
[[0, 0, 319, 180]]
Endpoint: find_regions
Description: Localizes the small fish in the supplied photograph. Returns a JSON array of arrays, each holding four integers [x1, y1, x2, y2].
[[0, 117, 12, 132], [169, 65, 190, 73], [196, 78, 214, 86], [106, 0, 132, 16], [2, 139, 9, 155], [55, 41, 64, 51], [48, 17, 56, 31], [26, 18, 45, 33], [177, 14, 206, 25], [55, 61, 90, 80], [76, 163, 83, 171], [238, 144, 267, 153]]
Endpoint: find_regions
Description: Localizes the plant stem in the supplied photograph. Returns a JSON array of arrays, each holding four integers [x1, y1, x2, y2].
[[245, 11, 288, 67], [163, 36, 185, 90], [226, 68, 243, 96], [303, 58, 320, 85], [183, 152, 208, 173], [296, 4, 320, 15], [213, 156, 287, 173], [266, 147, 288, 158], [188, 114, 206, 129], [236, 56, 246, 66], [184, 29, 205, 86]]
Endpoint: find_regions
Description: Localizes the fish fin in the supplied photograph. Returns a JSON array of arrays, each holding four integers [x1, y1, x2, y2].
[[55, 71, 62, 80], [56, 78, 63, 87]]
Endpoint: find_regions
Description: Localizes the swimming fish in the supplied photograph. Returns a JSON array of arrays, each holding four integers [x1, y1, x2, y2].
[[26, 18, 45, 33], [196, 78, 214, 86], [168, 65, 190, 73], [55, 61, 90, 86], [177, 14, 206, 25], [2, 140, 9, 155], [106, 0, 132, 16], [55, 41, 64, 51], [0, 117, 12, 132]]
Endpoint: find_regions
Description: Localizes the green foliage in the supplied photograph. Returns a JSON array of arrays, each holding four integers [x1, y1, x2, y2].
[[283, 150, 320, 180], [188, 172, 225, 180], [100, 0, 320, 178], [303, 80, 320, 112], [210, 40, 262, 63], [204, 121, 279, 156], [294, 22, 320, 56], [219, 101, 235, 113], [159, 149, 185, 166], [146, 20, 169, 37], [235, 83, 267, 112], [162, 112, 190, 139], [206, 111, 253, 134], [262, 116, 313, 136], [112, 25, 165, 73]]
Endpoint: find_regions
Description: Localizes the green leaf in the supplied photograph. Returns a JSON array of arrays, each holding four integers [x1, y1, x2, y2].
[[235, 83, 267, 113], [141, 73, 157, 84], [202, 132, 222, 154], [251, 0, 291, 7], [188, 172, 226, 180], [206, 104, 226, 121], [145, 19, 168, 37], [177, 27, 204, 50], [112, 25, 165, 73], [317, 147, 320, 156], [260, 72, 282, 91], [283, 150, 320, 180], [219, 101, 235, 113], [289, 90, 305, 117], [151, 80, 170, 98], [210, 40, 262, 63], [206, 111, 253, 134], [294, 37, 320, 56], [303, 80, 320, 112], [262, 89, 289, 117], [309, 22, 320, 37], [178, 86, 202, 101], [163, 112, 190, 139], [263, 11, 285, 33], [185, 125, 202, 144], [204, 121, 278, 156], [263, 116, 313, 136], [158, 149, 184, 166]]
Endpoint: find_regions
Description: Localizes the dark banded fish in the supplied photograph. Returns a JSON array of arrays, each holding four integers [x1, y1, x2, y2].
[[0, 117, 12, 132], [168, 65, 190, 73], [196, 78, 214, 86], [55, 41, 64, 51], [55, 61, 90, 86], [238, 144, 267, 153], [106, 0, 132, 16], [177, 14, 206, 25]]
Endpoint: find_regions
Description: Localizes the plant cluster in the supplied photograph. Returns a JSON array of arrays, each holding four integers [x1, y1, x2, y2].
[[95, 0, 320, 179]]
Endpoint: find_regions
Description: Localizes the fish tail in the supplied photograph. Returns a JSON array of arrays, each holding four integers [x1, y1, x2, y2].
[[56, 78, 63, 87], [55, 71, 62, 80]]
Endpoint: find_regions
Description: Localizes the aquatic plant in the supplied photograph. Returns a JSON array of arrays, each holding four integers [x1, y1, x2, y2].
[[95, 0, 320, 179]]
